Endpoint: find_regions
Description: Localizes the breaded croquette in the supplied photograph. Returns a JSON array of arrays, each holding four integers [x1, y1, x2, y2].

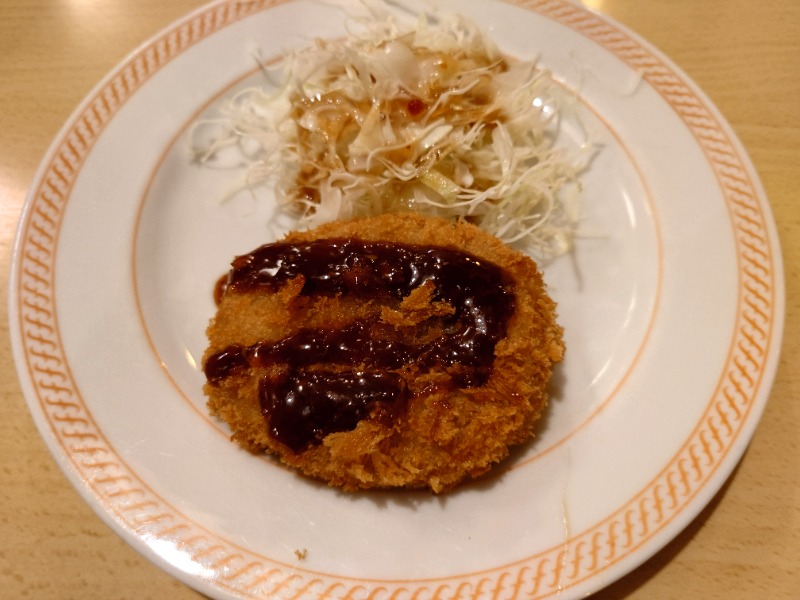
[[202, 213, 563, 493]]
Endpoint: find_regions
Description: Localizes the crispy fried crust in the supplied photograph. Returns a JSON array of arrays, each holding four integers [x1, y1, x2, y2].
[[203, 213, 564, 492]]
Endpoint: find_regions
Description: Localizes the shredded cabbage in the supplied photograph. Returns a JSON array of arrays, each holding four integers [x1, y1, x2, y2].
[[192, 2, 591, 261]]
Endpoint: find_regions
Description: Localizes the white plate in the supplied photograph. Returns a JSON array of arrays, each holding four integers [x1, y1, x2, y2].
[[9, 0, 784, 598]]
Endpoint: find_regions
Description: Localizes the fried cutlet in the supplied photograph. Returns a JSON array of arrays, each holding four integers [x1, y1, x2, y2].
[[202, 213, 564, 493]]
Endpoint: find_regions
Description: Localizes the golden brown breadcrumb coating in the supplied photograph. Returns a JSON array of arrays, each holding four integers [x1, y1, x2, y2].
[[203, 213, 563, 493]]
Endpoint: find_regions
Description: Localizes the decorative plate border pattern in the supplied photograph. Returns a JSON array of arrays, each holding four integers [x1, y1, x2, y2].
[[12, 0, 779, 598]]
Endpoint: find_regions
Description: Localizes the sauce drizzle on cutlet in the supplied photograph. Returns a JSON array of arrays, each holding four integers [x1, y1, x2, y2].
[[204, 239, 515, 452]]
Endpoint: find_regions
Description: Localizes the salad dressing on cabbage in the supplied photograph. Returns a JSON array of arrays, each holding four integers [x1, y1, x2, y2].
[[193, 2, 589, 260]]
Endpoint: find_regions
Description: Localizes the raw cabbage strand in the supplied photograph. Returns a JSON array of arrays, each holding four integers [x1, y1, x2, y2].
[[193, 4, 588, 261]]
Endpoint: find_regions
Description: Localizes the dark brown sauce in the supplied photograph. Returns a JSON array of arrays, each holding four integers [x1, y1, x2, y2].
[[213, 274, 229, 306], [204, 239, 514, 452], [260, 370, 406, 453]]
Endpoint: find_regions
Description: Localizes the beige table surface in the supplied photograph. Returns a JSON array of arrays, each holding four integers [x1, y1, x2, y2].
[[1, 1, 798, 598]]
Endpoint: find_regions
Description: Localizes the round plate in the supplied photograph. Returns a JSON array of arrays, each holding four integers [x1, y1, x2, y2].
[[9, 1, 784, 598]]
